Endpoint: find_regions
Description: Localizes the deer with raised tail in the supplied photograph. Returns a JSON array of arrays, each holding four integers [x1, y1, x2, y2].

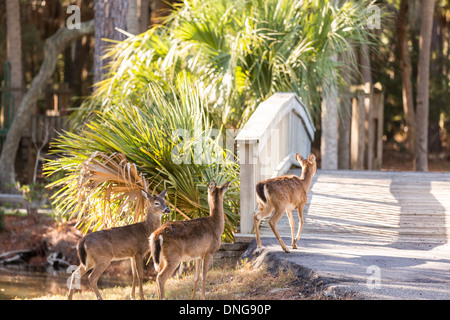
[[67, 189, 170, 300], [254, 153, 316, 253], [149, 180, 230, 300]]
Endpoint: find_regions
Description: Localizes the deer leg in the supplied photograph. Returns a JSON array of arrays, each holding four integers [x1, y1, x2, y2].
[[269, 208, 290, 253], [130, 257, 137, 300], [155, 259, 166, 299], [253, 204, 273, 253], [88, 261, 110, 300], [200, 254, 213, 300], [67, 265, 88, 300], [135, 254, 145, 300], [192, 258, 202, 299], [156, 257, 179, 300], [286, 209, 296, 249], [293, 205, 304, 248]]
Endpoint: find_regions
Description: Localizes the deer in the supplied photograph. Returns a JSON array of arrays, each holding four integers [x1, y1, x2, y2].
[[254, 153, 316, 254], [149, 180, 230, 300], [67, 189, 170, 300]]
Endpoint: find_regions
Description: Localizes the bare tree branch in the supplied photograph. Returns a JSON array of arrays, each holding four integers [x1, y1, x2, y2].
[[0, 20, 94, 190]]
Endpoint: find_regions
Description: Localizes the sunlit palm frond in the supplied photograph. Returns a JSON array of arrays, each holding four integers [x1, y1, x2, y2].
[[48, 151, 152, 232]]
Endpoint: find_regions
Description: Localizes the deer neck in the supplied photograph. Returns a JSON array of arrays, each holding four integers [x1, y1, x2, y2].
[[144, 210, 161, 235], [300, 168, 315, 192], [209, 195, 225, 227]]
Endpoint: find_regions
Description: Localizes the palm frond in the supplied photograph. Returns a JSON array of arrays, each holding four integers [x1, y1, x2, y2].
[[46, 77, 240, 240]]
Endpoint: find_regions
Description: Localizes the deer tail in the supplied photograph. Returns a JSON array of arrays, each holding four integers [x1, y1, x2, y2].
[[77, 237, 87, 266], [150, 233, 162, 271], [256, 182, 268, 205]]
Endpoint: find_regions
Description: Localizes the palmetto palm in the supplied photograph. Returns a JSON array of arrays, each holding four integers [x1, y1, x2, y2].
[[73, 0, 376, 128], [167, 0, 375, 127], [46, 77, 239, 240]]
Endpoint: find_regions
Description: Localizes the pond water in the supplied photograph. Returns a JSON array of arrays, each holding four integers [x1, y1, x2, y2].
[[0, 266, 132, 300]]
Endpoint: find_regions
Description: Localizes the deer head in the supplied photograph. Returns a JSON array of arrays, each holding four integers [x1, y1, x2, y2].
[[141, 189, 170, 216], [295, 153, 317, 176]]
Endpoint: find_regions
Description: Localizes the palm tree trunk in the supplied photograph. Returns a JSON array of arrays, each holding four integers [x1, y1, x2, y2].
[[398, 0, 416, 156], [415, 0, 435, 171]]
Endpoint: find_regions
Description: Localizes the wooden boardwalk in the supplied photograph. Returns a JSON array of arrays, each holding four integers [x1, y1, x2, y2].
[[260, 169, 450, 245], [257, 169, 450, 299]]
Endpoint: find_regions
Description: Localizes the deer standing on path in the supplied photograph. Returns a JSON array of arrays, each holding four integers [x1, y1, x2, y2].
[[67, 190, 170, 300], [254, 153, 316, 253], [149, 180, 230, 300]]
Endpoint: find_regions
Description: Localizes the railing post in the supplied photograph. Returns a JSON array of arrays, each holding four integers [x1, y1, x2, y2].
[[237, 141, 257, 235]]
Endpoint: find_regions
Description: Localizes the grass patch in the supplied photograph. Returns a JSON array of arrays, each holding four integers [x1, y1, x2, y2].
[[30, 259, 333, 300]]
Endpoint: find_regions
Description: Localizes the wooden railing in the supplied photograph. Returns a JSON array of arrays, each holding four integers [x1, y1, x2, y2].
[[235, 93, 315, 235]]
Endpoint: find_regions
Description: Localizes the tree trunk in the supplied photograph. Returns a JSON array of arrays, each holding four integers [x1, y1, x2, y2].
[[139, 0, 150, 33], [359, 44, 374, 170], [398, 0, 416, 156], [0, 21, 95, 190], [415, 0, 435, 171], [321, 55, 339, 170], [127, 0, 139, 35], [338, 50, 356, 170], [6, 0, 23, 115], [94, 0, 129, 84]]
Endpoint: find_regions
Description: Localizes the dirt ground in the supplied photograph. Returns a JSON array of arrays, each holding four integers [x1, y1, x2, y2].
[[0, 215, 147, 278], [0, 215, 81, 268]]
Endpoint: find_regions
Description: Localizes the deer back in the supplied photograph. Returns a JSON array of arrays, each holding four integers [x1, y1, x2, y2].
[[256, 153, 316, 209], [257, 175, 307, 209], [79, 189, 169, 263], [150, 181, 230, 263], [153, 217, 220, 261]]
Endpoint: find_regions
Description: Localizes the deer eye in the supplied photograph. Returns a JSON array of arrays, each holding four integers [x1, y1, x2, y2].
[[154, 202, 160, 206]]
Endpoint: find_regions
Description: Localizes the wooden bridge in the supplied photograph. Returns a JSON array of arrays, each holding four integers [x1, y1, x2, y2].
[[256, 169, 450, 299], [235, 93, 450, 299]]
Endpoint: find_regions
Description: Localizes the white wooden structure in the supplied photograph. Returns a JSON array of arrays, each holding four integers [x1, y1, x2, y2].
[[235, 93, 315, 235]]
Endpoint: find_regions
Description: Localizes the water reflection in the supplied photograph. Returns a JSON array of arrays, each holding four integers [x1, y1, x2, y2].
[[0, 266, 132, 300]]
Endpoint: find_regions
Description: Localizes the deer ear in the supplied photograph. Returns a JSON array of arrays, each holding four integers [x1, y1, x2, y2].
[[158, 189, 167, 198], [141, 190, 154, 200], [221, 181, 230, 193], [308, 153, 316, 163], [208, 180, 216, 192], [295, 153, 304, 166]]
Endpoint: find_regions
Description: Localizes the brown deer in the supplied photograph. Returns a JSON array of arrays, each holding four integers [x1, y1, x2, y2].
[[254, 153, 316, 253], [149, 180, 230, 300], [67, 189, 170, 300]]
